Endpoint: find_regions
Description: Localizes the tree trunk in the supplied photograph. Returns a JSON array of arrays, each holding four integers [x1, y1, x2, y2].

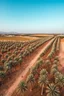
[[41, 84, 44, 95], [21, 92, 25, 96], [22, 93, 25, 96]]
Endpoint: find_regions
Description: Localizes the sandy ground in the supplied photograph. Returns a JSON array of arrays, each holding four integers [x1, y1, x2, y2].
[[5, 38, 54, 96], [0, 36, 38, 41], [30, 34, 53, 37]]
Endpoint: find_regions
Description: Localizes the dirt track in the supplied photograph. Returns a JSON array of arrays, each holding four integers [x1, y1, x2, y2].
[[5, 39, 54, 96]]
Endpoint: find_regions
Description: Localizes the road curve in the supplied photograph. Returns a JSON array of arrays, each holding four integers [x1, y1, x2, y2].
[[5, 38, 54, 96]]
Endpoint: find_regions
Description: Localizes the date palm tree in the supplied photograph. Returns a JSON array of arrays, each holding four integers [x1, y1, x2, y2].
[[51, 68, 58, 76], [30, 66, 37, 76], [40, 69, 48, 76], [54, 56, 59, 61], [18, 81, 27, 96], [51, 64, 58, 70], [46, 83, 60, 96], [45, 60, 51, 65], [4, 61, 12, 74], [38, 73, 49, 95], [26, 74, 35, 91], [0, 71, 6, 84], [13, 60, 18, 70], [18, 58, 22, 66], [55, 72, 64, 87], [51, 64, 58, 75], [53, 60, 59, 65], [36, 58, 44, 69], [44, 60, 51, 73]]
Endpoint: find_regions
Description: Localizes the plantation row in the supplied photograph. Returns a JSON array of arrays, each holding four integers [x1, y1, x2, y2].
[[41, 37, 60, 60], [47, 37, 60, 60], [56, 37, 60, 52], [41, 37, 56, 56], [12, 36, 63, 96], [47, 38, 58, 59], [0, 36, 53, 86]]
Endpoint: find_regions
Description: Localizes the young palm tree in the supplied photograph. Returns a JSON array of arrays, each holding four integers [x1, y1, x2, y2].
[[48, 53, 53, 61], [38, 74, 49, 95], [45, 60, 51, 73], [30, 66, 37, 76], [45, 60, 51, 65], [55, 72, 64, 87], [26, 74, 35, 83], [38, 58, 44, 65], [13, 60, 18, 70], [0, 71, 6, 84], [18, 81, 27, 96], [51, 68, 58, 75], [51, 64, 58, 75], [51, 64, 58, 70], [53, 60, 59, 65], [14, 57, 19, 62], [0, 71, 6, 78], [40, 69, 48, 76], [54, 56, 59, 61], [50, 66, 59, 83], [36, 59, 44, 69], [18, 58, 22, 66], [54, 71, 61, 78], [4, 61, 12, 74], [26, 74, 35, 91], [46, 83, 60, 96]]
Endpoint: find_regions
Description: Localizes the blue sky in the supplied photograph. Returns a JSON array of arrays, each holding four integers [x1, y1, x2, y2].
[[0, 0, 64, 33]]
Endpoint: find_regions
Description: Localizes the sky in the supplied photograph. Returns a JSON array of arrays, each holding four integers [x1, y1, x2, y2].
[[0, 0, 64, 33]]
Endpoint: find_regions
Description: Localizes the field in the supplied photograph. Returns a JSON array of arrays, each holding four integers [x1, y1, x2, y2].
[[0, 34, 64, 96], [0, 35, 38, 41], [29, 34, 54, 37]]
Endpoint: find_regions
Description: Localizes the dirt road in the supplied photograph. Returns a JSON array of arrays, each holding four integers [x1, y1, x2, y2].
[[5, 38, 54, 96]]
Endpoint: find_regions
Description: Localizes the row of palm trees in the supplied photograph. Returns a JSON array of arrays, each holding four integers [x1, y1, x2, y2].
[[47, 38, 58, 59], [0, 41, 27, 54], [15, 55, 64, 96], [41, 37, 56, 56], [56, 37, 60, 53], [40, 37, 60, 61]]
